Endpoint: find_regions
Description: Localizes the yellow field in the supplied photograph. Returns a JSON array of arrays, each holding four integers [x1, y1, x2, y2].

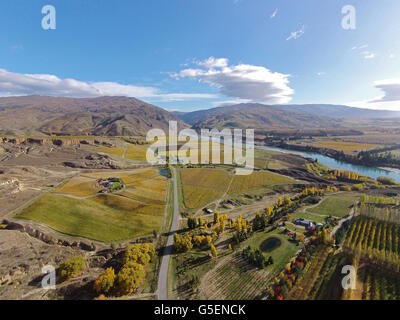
[[96, 147, 124, 156], [125, 145, 147, 161], [313, 139, 378, 152], [121, 169, 160, 184], [180, 168, 230, 191], [119, 189, 164, 205], [133, 176, 167, 193], [228, 171, 295, 194], [16, 167, 168, 242], [121, 176, 167, 204], [81, 168, 158, 183], [182, 185, 224, 209], [54, 177, 101, 197]]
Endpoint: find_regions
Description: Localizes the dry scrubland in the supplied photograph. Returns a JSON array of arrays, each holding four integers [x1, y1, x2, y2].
[[16, 168, 167, 242]]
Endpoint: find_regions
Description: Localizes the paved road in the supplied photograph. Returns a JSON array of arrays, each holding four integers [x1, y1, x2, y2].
[[157, 167, 179, 300]]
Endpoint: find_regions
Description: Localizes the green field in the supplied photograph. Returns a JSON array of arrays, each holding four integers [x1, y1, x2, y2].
[[16, 194, 163, 242], [16, 169, 167, 242], [292, 212, 327, 224], [307, 193, 359, 217]]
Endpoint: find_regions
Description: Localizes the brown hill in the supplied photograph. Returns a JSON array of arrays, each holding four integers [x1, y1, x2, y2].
[[0, 95, 186, 136], [184, 104, 343, 130]]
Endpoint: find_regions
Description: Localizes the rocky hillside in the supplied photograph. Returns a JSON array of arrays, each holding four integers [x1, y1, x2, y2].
[[0, 95, 186, 136], [176, 103, 343, 130]]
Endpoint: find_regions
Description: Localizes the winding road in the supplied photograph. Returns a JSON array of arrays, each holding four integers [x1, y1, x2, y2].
[[157, 167, 179, 300]]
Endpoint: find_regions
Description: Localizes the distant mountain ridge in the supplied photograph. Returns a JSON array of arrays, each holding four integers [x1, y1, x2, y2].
[[1, 96, 400, 136], [0, 95, 186, 136], [173, 103, 400, 128]]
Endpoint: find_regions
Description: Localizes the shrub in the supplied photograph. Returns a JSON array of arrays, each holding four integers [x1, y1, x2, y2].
[[187, 216, 198, 229], [377, 176, 397, 186], [59, 256, 86, 281]]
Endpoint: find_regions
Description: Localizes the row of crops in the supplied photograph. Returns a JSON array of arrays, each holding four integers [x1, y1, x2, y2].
[[361, 268, 400, 300], [344, 216, 400, 270]]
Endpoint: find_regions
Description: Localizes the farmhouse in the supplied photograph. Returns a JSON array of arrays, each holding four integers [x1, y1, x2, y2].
[[293, 218, 316, 230]]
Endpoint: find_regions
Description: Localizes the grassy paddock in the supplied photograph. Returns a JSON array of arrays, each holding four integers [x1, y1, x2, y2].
[[307, 193, 359, 217]]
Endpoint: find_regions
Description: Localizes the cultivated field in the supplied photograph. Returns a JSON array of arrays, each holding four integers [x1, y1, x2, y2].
[[199, 231, 298, 300], [313, 139, 378, 153], [96, 147, 124, 156], [182, 185, 224, 209], [357, 267, 400, 300], [125, 145, 147, 161], [16, 168, 168, 242], [287, 248, 346, 300], [180, 168, 230, 190], [180, 168, 231, 209], [228, 171, 295, 195], [54, 176, 101, 197], [16, 194, 162, 242]]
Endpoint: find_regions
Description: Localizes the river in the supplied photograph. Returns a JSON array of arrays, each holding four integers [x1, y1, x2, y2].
[[258, 145, 400, 183]]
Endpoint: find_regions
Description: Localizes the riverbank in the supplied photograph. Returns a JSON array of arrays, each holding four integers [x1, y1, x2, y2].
[[258, 144, 400, 183], [267, 142, 400, 170]]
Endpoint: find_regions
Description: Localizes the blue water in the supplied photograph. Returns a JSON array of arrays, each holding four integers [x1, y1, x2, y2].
[[160, 169, 170, 177], [258, 145, 400, 183]]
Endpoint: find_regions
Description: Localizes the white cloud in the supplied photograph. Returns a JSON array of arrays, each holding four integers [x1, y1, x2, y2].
[[270, 8, 278, 19], [196, 57, 228, 69], [362, 51, 376, 59], [347, 79, 400, 111], [389, 54, 396, 59], [352, 44, 368, 50], [0, 68, 215, 102], [173, 57, 294, 104], [317, 72, 326, 76], [286, 25, 305, 41], [370, 79, 400, 103]]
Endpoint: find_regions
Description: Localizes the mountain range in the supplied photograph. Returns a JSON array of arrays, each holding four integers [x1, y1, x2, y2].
[[1, 96, 400, 136], [0, 95, 185, 136]]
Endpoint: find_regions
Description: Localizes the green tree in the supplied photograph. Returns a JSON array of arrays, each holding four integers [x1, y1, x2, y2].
[[58, 256, 86, 281]]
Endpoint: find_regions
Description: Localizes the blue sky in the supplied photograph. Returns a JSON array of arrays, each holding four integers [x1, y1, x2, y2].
[[1, 0, 400, 111]]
